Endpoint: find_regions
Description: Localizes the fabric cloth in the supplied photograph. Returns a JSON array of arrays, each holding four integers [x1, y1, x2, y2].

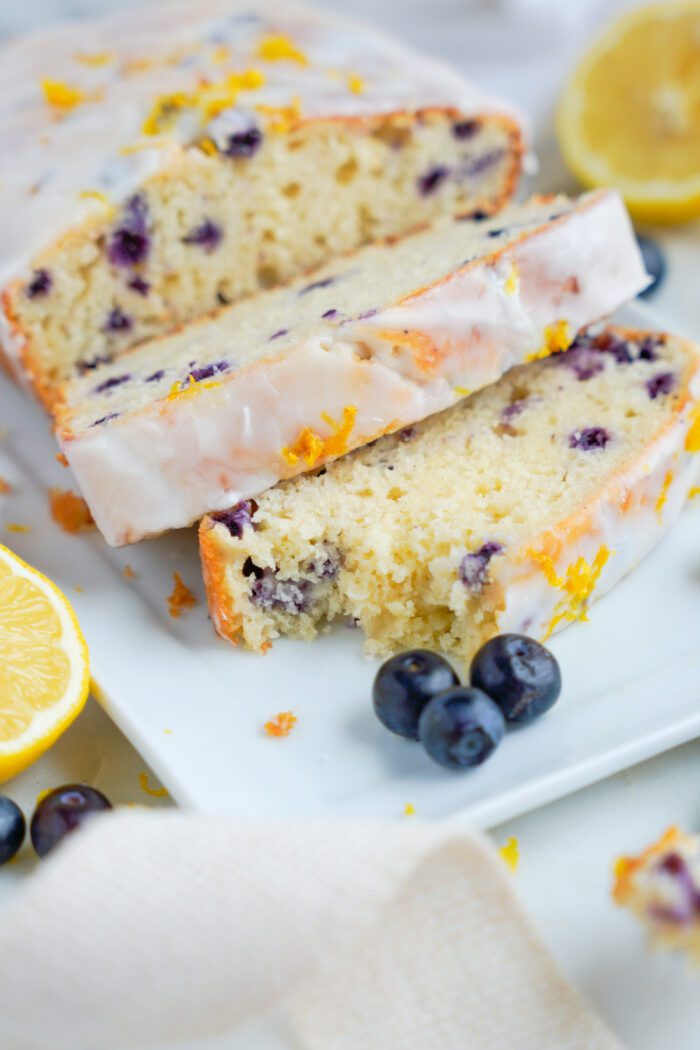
[[0, 810, 621, 1050]]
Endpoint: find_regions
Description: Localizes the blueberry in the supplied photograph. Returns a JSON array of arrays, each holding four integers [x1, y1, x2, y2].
[[418, 687, 505, 769], [0, 796, 25, 865], [30, 784, 112, 858], [470, 634, 561, 724], [636, 235, 666, 299], [211, 499, 256, 538], [222, 128, 263, 158], [417, 166, 450, 197], [104, 306, 133, 333], [568, 426, 610, 451], [26, 268, 52, 299], [373, 650, 459, 740], [108, 194, 150, 268], [188, 360, 229, 382], [646, 371, 675, 400], [182, 219, 223, 253]]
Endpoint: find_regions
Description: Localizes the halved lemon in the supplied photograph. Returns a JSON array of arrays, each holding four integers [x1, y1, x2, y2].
[[0, 545, 89, 781], [557, 2, 700, 223]]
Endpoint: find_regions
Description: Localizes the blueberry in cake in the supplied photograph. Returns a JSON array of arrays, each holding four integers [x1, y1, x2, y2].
[[0, 0, 525, 406], [199, 328, 700, 661], [56, 190, 647, 545], [614, 827, 700, 961]]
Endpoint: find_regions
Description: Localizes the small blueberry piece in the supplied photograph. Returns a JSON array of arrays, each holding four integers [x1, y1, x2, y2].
[[463, 148, 504, 178], [249, 568, 311, 614], [104, 306, 132, 333], [182, 219, 223, 253], [78, 353, 113, 374], [222, 128, 263, 158], [211, 500, 255, 538], [30, 784, 112, 858], [0, 796, 25, 865], [299, 276, 335, 296], [26, 268, 52, 299], [459, 542, 503, 591], [636, 235, 666, 300], [487, 228, 505, 238], [91, 412, 120, 427], [646, 372, 675, 400], [128, 275, 150, 296], [269, 328, 288, 340], [108, 194, 150, 268], [452, 119, 480, 140], [373, 649, 459, 740], [596, 331, 634, 364], [189, 360, 230, 382], [501, 400, 528, 422], [638, 336, 661, 362], [568, 426, 610, 451], [146, 370, 165, 383], [418, 166, 450, 196], [94, 373, 130, 394], [305, 546, 341, 580], [470, 633, 561, 724], [418, 687, 506, 770], [559, 341, 605, 381], [322, 308, 339, 319], [398, 426, 416, 442]]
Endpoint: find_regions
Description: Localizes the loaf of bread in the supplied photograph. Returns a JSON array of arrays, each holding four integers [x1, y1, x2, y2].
[[0, 0, 524, 405], [199, 327, 700, 660], [57, 190, 647, 544]]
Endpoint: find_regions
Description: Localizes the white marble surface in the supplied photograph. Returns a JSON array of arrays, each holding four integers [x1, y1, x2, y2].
[[1, 1, 700, 1047]]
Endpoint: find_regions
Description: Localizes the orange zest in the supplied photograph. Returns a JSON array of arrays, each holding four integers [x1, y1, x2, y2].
[[167, 572, 197, 618], [49, 489, 94, 534], [264, 711, 297, 737]]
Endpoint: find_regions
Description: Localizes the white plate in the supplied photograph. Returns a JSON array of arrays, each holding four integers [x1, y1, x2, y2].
[[2, 301, 699, 826]]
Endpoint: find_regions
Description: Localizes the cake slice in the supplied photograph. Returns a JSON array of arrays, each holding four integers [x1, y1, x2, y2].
[[0, 0, 524, 406], [57, 190, 647, 545], [614, 827, 700, 961], [200, 327, 700, 659]]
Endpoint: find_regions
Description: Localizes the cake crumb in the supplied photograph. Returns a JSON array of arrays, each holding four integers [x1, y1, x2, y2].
[[499, 836, 520, 872], [55, 452, 69, 467], [49, 488, 94, 533], [264, 711, 297, 737], [123, 564, 136, 579], [0, 477, 11, 494], [6, 523, 30, 534], [167, 572, 197, 618], [138, 771, 169, 798]]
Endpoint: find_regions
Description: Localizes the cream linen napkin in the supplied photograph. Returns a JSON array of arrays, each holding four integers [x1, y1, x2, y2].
[[0, 810, 621, 1050]]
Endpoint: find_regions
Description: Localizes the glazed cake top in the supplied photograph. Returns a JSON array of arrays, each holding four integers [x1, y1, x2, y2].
[[0, 0, 521, 287]]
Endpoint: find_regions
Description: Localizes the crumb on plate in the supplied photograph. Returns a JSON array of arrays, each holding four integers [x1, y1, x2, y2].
[[264, 711, 297, 737], [49, 488, 94, 533], [167, 571, 197, 618]]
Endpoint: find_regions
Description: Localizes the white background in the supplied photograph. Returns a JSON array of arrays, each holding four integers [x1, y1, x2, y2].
[[1, 1, 700, 1047]]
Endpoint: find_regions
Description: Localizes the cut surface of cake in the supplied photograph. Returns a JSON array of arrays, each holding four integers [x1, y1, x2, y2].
[[57, 190, 647, 545], [200, 327, 700, 660], [0, 0, 524, 405], [614, 827, 700, 961]]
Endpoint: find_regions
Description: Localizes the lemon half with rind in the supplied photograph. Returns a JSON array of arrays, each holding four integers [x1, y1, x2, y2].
[[0, 544, 89, 782], [557, 2, 700, 223]]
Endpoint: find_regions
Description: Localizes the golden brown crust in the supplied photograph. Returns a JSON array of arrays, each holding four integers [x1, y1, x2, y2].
[[199, 518, 243, 645]]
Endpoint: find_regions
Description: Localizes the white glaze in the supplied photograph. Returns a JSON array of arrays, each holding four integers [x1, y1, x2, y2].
[[60, 190, 648, 545], [0, 0, 523, 345]]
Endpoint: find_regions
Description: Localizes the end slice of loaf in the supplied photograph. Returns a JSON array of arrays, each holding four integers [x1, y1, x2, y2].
[[614, 827, 700, 961], [0, 0, 523, 405], [57, 190, 647, 545], [199, 327, 700, 661]]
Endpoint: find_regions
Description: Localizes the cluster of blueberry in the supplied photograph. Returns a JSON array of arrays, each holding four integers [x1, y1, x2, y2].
[[0, 784, 111, 865], [373, 634, 561, 770]]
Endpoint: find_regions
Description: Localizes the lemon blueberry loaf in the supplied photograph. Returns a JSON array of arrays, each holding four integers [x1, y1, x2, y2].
[[200, 327, 700, 660], [614, 827, 700, 961], [57, 190, 647, 546], [0, 0, 524, 406]]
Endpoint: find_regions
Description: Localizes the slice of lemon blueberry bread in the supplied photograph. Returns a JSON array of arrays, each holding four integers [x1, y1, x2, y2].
[[57, 190, 647, 545], [614, 827, 700, 961], [200, 327, 700, 659], [0, 0, 524, 406]]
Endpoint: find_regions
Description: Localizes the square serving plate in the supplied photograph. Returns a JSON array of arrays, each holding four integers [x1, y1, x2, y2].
[[1, 300, 699, 826]]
